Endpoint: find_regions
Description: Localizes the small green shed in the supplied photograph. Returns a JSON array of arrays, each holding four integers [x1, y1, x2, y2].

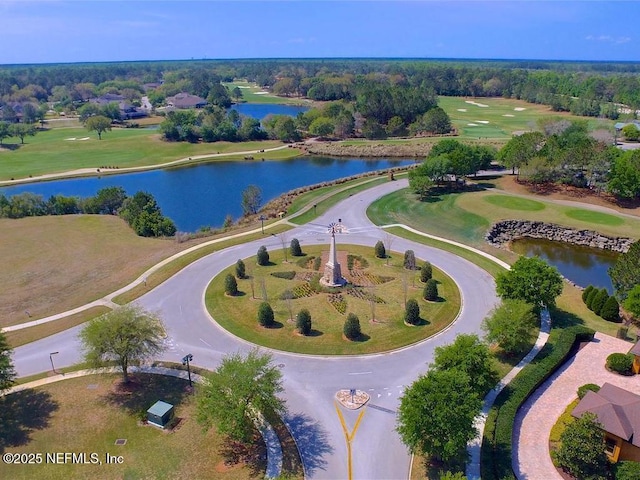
[[147, 400, 174, 429]]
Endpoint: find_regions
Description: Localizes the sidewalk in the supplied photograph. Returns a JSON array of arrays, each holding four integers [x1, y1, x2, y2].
[[513, 332, 637, 480], [2, 366, 283, 479]]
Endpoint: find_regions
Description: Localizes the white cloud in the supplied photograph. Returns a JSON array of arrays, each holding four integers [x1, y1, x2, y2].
[[586, 34, 632, 44]]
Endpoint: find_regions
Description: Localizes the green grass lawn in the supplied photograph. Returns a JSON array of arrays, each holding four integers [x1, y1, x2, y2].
[[564, 208, 625, 226], [206, 245, 460, 355], [223, 81, 309, 105], [0, 374, 268, 480], [0, 127, 291, 181], [483, 194, 546, 212]]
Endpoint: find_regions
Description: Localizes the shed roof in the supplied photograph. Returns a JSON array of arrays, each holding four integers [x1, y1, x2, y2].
[[573, 383, 640, 447], [147, 400, 173, 416]]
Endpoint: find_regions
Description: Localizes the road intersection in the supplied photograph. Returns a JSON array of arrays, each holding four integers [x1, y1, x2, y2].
[[12, 179, 500, 479]]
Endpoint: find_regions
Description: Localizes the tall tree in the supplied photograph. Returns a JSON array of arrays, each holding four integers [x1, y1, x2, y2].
[[482, 299, 538, 355], [397, 368, 481, 463], [85, 115, 112, 140], [496, 256, 563, 310], [241, 185, 263, 216], [0, 121, 10, 145], [9, 123, 37, 144], [554, 412, 609, 480], [79, 304, 166, 383], [196, 350, 285, 443], [609, 240, 640, 301], [0, 330, 16, 393]]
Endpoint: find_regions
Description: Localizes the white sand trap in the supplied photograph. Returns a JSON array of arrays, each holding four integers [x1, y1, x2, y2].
[[254, 91, 269, 95], [78, 137, 90, 141], [237, 86, 251, 88], [65, 137, 77, 141], [457, 108, 467, 112], [514, 107, 526, 111], [476, 120, 489, 124], [465, 100, 489, 107], [502, 114, 515, 117], [467, 123, 478, 126]]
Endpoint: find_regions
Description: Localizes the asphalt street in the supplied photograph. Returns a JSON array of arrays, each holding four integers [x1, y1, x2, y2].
[[13, 179, 499, 479]]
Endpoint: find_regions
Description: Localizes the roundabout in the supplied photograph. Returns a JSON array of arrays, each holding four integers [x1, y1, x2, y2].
[[11, 179, 501, 480]]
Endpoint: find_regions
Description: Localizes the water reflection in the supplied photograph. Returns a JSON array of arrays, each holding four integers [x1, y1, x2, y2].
[[511, 238, 618, 293]]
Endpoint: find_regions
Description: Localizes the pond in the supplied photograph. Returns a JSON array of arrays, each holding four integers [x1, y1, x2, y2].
[[510, 238, 618, 293], [229, 103, 309, 120], [0, 157, 414, 232]]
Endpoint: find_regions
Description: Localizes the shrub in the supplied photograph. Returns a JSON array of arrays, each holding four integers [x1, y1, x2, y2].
[[224, 274, 238, 296], [577, 383, 601, 399], [585, 287, 599, 310], [290, 238, 303, 257], [617, 326, 629, 340], [420, 261, 433, 283], [615, 461, 640, 480], [606, 353, 634, 374], [270, 271, 296, 280], [600, 296, 620, 322], [374, 240, 386, 259], [581, 285, 594, 304], [591, 288, 609, 316], [296, 309, 312, 336], [235, 259, 246, 279], [257, 245, 270, 266], [257, 302, 274, 327], [403, 250, 416, 270], [404, 298, 420, 325], [423, 278, 439, 301], [343, 313, 361, 340]]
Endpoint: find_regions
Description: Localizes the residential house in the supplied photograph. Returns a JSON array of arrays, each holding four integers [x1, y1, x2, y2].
[[572, 382, 640, 462], [165, 93, 207, 109]]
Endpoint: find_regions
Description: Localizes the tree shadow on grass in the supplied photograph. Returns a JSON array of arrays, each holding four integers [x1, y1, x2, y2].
[[550, 306, 585, 329], [0, 390, 59, 453], [285, 412, 333, 476], [350, 333, 371, 343], [101, 373, 190, 417], [304, 329, 324, 337], [219, 432, 267, 477], [265, 321, 284, 330]]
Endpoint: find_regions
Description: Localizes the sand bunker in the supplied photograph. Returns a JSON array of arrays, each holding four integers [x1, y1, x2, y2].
[[254, 91, 269, 95], [467, 123, 478, 126], [514, 107, 526, 111], [457, 108, 467, 112], [78, 137, 90, 141], [65, 137, 77, 141], [502, 114, 515, 117], [465, 100, 489, 108], [475, 120, 489, 124]]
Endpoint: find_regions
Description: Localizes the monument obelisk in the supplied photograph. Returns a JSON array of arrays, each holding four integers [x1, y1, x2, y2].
[[321, 223, 346, 287]]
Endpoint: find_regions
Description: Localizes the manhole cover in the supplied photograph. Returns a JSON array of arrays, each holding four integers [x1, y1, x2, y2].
[[114, 439, 127, 446], [87, 384, 98, 390]]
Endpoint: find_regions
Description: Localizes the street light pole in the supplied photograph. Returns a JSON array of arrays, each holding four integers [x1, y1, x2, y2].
[[182, 354, 193, 387], [258, 215, 266, 234], [49, 351, 59, 374]]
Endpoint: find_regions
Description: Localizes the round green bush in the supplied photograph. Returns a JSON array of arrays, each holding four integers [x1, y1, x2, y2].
[[606, 353, 634, 375], [235, 259, 246, 279], [420, 261, 433, 283], [296, 309, 312, 336], [423, 278, 439, 301], [290, 238, 303, 257], [404, 298, 420, 325], [374, 241, 386, 259], [591, 289, 609, 316], [615, 460, 640, 480], [343, 313, 361, 340], [577, 383, 601, 399], [224, 273, 238, 296], [257, 301, 275, 327], [581, 285, 594, 304], [257, 245, 270, 266], [600, 295, 620, 322]]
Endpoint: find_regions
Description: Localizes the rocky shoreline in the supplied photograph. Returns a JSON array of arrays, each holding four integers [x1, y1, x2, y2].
[[486, 220, 634, 253]]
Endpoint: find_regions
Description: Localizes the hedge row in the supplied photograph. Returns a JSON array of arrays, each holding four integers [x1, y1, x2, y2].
[[481, 325, 595, 480]]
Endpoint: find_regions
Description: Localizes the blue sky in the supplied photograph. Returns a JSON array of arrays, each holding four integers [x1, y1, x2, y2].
[[0, 1, 638, 64]]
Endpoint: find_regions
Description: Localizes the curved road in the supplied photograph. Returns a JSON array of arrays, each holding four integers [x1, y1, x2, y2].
[[13, 180, 499, 479]]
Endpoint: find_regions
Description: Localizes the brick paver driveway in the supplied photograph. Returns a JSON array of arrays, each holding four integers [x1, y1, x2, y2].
[[513, 332, 639, 480]]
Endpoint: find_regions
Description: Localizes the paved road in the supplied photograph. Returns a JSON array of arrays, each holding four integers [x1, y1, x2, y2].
[[13, 179, 499, 479]]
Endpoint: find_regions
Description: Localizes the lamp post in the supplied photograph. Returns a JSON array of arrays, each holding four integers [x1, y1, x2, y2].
[[258, 215, 266, 234], [182, 354, 193, 387], [49, 351, 59, 374]]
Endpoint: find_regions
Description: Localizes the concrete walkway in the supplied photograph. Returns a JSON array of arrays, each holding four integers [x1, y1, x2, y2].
[[513, 332, 638, 480], [2, 366, 283, 479]]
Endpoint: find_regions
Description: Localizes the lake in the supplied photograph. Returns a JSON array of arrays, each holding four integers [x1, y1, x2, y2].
[[510, 238, 618, 293], [0, 157, 414, 232]]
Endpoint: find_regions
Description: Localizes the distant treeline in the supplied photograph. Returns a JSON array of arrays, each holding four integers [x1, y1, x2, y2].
[[0, 187, 176, 237], [2, 58, 640, 120]]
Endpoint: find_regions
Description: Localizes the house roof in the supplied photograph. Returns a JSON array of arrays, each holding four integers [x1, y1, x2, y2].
[[166, 92, 207, 109], [573, 382, 640, 447]]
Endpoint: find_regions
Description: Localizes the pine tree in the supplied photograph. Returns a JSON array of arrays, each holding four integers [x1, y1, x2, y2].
[[423, 278, 439, 301], [257, 245, 270, 266], [296, 309, 312, 335], [405, 298, 420, 325], [420, 261, 433, 283], [343, 313, 361, 340], [235, 259, 246, 279], [257, 302, 275, 327], [374, 241, 386, 259], [224, 274, 238, 296]]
